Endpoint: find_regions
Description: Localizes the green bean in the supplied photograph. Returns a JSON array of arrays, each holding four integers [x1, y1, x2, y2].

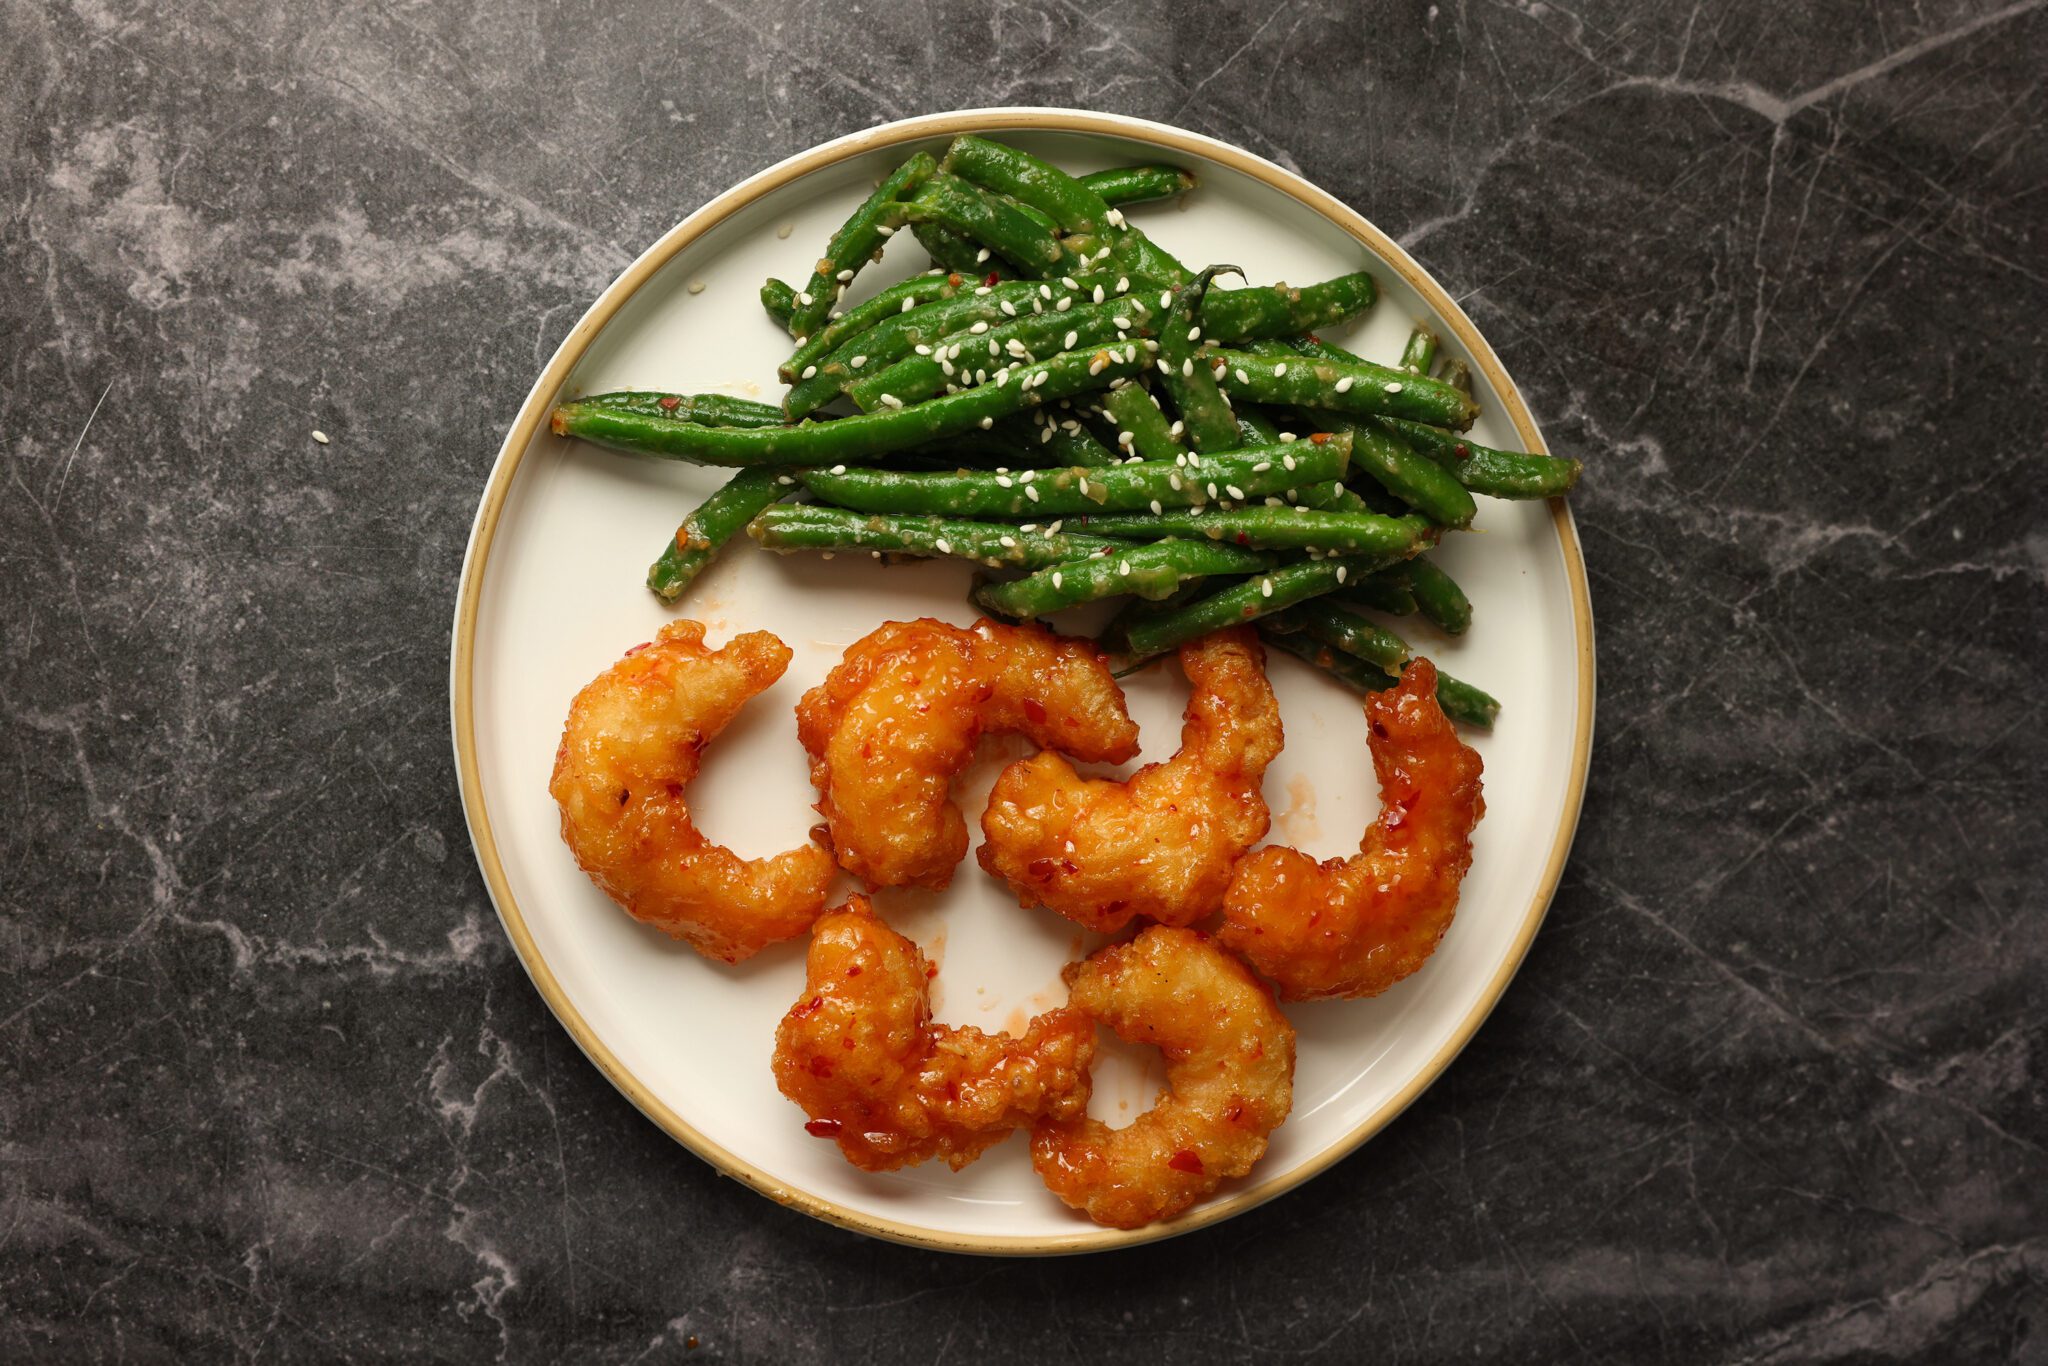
[[1399, 323, 1440, 375], [748, 505, 1120, 569], [1079, 164, 1196, 207], [904, 173, 1072, 274], [1393, 555, 1473, 635], [761, 278, 797, 328], [1210, 346, 1479, 430], [800, 434, 1349, 518], [975, 539, 1273, 619], [1302, 410, 1477, 528], [942, 135, 1188, 283], [845, 297, 1152, 412], [577, 391, 787, 429], [781, 270, 963, 384], [1064, 506, 1430, 557], [1267, 599, 1411, 672], [1007, 411, 1121, 467], [1437, 357, 1472, 394], [1375, 419, 1583, 499], [1155, 268, 1243, 452], [787, 153, 935, 340], [1122, 549, 1418, 658], [1198, 273, 1378, 342], [783, 274, 1119, 419], [1099, 382, 1187, 461], [1335, 571, 1420, 617], [646, 468, 787, 601], [912, 221, 994, 274], [1236, 404, 1284, 445], [1260, 629, 1499, 729], [553, 345, 1148, 467]]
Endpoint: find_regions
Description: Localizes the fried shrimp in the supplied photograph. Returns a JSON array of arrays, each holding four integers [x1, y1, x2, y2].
[[1031, 927, 1295, 1229], [797, 618, 1139, 889], [1219, 658, 1485, 1001], [549, 621, 835, 963], [979, 628, 1283, 933], [773, 897, 1097, 1171]]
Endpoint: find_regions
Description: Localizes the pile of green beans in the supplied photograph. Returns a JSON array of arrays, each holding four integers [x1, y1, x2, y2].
[[548, 136, 1590, 727]]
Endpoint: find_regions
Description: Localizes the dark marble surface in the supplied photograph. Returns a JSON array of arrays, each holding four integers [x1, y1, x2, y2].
[[4, 0, 2044, 1360]]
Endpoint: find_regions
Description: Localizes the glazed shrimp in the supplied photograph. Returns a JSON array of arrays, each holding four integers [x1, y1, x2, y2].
[[773, 897, 1096, 1171], [549, 621, 835, 963], [1031, 927, 1295, 1229], [797, 618, 1139, 890], [1219, 659, 1484, 1001], [979, 628, 1283, 933]]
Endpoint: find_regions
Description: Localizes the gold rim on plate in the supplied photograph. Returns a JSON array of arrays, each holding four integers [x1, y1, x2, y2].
[[449, 107, 1596, 1255]]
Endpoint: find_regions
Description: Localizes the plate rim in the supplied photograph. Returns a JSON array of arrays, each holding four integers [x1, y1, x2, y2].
[[448, 106, 1596, 1255]]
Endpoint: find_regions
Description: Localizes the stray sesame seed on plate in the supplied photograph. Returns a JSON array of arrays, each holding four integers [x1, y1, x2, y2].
[[686, 279, 706, 295], [312, 430, 329, 445]]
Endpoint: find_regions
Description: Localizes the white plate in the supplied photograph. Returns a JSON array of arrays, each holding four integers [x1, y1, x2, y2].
[[451, 109, 1594, 1254]]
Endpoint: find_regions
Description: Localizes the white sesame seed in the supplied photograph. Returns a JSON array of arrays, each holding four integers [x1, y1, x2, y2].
[[1273, 363, 1288, 377], [1040, 285, 1053, 300], [988, 340, 999, 356], [915, 344, 933, 356], [1156, 359, 1172, 375], [1039, 425, 1055, 443], [1115, 276, 1129, 293], [1089, 354, 1110, 375], [836, 268, 854, 282], [687, 279, 705, 294], [1047, 519, 1063, 532], [850, 354, 868, 367], [1279, 433, 1298, 443], [1117, 430, 1135, 448], [793, 335, 808, 347], [830, 464, 847, 474], [940, 360, 955, 376], [877, 223, 897, 237], [1093, 245, 1113, 261], [1168, 420, 1184, 437], [1260, 578, 1274, 598], [1169, 473, 1183, 490], [1149, 499, 1163, 515], [1021, 523, 1039, 532], [797, 291, 814, 306], [1334, 376, 1354, 393], [879, 393, 903, 409], [1283, 453, 1297, 470], [1235, 368, 1250, 384], [778, 475, 795, 485], [1064, 330, 1079, 349], [1336, 566, 1349, 583], [1027, 485, 1040, 502], [1001, 300, 1017, 316], [777, 223, 794, 239], [1113, 315, 1132, 330], [1056, 296, 1072, 311], [976, 247, 991, 263], [1007, 339, 1028, 357], [997, 369, 1011, 387], [934, 538, 952, 553], [1118, 560, 1131, 576], [1227, 485, 1246, 499], [1253, 461, 1271, 472], [1092, 285, 1105, 303], [1385, 381, 1404, 393], [979, 416, 994, 429], [970, 322, 989, 334], [1000, 535, 1017, 548], [1182, 358, 1194, 378], [800, 365, 818, 380], [1206, 482, 1219, 498], [975, 285, 992, 296], [312, 429, 329, 444], [1021, 469, 1037, 482], [1186, 326, 1201, 342], [1159, 291, 1172, 308], [1051, 570, 1063, 588]]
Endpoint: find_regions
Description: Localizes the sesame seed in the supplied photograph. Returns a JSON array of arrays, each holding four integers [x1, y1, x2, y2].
[[835, 268, 854, 282], [687, 279, 705, 295], [1336, 566, 1349, 583], [1169, 473, 1183, 490], [1182, 358, 1194, 378], [879, 394, 903, 409], [778, 475, 795, 485], [1334, 376, 1354, 393], [1021, 523, 1039, 533], [979, 416, 994, 429], [1253, 461, 1271, 472], [1060, 276, 1078, 290], [1039, 425, 1055, 443], [1156, 359, 1172, 376], [975, 286, 993, 296], [1089, 354, 1110, 376], [1260, 579, 1273, 598], [1106, 208, 1126, 227], [1282, 454, 1297, 470], [312, 429, 330, 444], [830, 464, 847, 474], [1385, 382, 1404, 393], [901, 298, 915, 313], [976, 248, 991, 263], [1159, 291, 1172, 308], [1169, 421, 1184, 437], [1206, 482, 1219, 497], [776, 223, 794, 239], [1273, 363, 1288, 377], [1027, 486, 1039, 502], [915, 344, 932, 356], [998, 369, 1011, 387], [1149, 499, 1162, 514], [1118, 560, 1131, 575], [877, 224, 897, 237], [1051, 571, 1063, 588], [1000, 535, 1017, 548], [797, 291, 813, 306], [1007, 339, 1028, 357], [1113, 315, 1132, 329], [940, 360, 955, 376], [1000, 300, 1017, 316], [935, 538, 952, 553], [1115, 276, 1129, 293], [1064, 330, 1078, 349], [970, 322, 989, 334], [1186, 326, 1201, 342], [850, 354, 868, 367], [1040, 285, 1053, 300], [1117, 430, 1134, 448], [1056, 296, 1072, 312], [1047, 519, 1064, 533], [1092, 285, 1105, 303], [1235, 368, 1249, 384], [988, 340, 999, 356], [1226, 485, 1245, 499]]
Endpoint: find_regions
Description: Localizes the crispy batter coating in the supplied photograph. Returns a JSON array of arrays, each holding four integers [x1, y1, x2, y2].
[[797, 618, 1139, 889], [549, 621, 835, 963], [1031, 927, 1295, 1229], [773, 897, 1097, 1171], [1219, 659, 1485, 1001], [979, 628, 1282, 933]]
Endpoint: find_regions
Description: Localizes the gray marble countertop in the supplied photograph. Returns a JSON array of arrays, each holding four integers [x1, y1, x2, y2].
[[5, 1, 2042, 1361]]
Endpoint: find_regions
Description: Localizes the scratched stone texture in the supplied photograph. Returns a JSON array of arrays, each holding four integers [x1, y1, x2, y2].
[[2, 0, 2044, 1361]]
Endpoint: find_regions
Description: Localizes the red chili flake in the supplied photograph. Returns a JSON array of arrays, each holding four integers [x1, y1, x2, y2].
[[846, 965, 862, 977], [1167, 1150, 1205, 1175], [1304, 333, 1321, 344], [1452, 443, 1471, 460], [1370, 719, 1389, 738], [657, 395, 682, 411], [807, 1056, 835, 1079], [791, 994, 823, 1019], [925, 962, 939, 979], [1224, 1102, 1245, 1123], [947, 273, 963, 287], [624, 640, 652, 655], [984, 271, 1002, 286], [1021, 697, 1047, 726], [804, 1118, 842, 1138], [1027, 857, 1059, 881], [685, 1338, 700, 1352], [1309, 432, 1332, 445], [1234, 532, 1251, 546], [1240, 606, 1257, 617]]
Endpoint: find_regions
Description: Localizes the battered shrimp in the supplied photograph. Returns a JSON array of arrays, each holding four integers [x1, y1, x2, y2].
[[1219, 659, 1484, 1001], [773, 897, 1096, 1171], [549, 621, 835, 963], [979, 628, 1283, 933], [1031, 927, 1295, 1229], [797, 618, 1139, 889]]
